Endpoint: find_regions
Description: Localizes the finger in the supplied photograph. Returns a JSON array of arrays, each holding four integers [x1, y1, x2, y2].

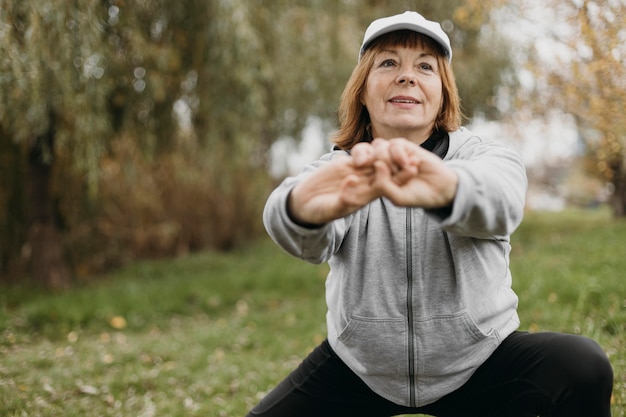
[[372, 139, 405, 174], [388, 139, 419, 170], [351, 142, 375, 167], [373, 160, 408, 201], [340, 174, 379, 208], [342, 173, 361, 189], [371, 138, 390, 159], [372, 160, 393, 191], [392, 165, 417, 185]]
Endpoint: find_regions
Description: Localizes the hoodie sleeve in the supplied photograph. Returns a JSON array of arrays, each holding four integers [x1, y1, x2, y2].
[[262, 152, 349, 264], [431, 133, 527, 240]]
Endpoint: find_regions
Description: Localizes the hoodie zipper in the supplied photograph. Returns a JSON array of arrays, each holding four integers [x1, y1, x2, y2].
[[406, 207, 417, 407]]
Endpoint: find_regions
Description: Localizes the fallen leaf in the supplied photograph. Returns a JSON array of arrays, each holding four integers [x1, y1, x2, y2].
[[76, 380, 99, 396], [109, 316, 127, 329]]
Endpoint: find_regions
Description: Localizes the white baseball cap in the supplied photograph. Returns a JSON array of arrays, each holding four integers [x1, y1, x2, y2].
[[359, 11, 452, 63]]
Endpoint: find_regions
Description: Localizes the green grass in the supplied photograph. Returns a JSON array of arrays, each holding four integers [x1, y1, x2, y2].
[[1, 208, 625, 416]]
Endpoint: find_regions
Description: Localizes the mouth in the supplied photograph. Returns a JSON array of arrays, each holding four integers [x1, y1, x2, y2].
[[389, 96, 420, 104]]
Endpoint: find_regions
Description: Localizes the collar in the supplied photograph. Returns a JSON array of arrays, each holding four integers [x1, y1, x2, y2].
[[335, 130, 450, 159], [421, 129, 449, 159]]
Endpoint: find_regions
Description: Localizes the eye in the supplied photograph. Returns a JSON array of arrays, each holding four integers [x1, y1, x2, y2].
[[380, 59, 397, 68], [418, 62, 434, 71]]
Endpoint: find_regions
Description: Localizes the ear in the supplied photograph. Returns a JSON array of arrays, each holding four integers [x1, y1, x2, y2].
[[358, 83, 367, 106]]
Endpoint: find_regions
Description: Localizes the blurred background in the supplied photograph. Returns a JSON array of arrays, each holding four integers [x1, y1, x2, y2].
[[1, 0, 624, 290]]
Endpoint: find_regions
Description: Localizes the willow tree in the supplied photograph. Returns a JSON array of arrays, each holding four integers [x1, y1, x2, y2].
[[0, 0, 348, 286], [0, 1, 111, 288], [0, 0, 194, 287]]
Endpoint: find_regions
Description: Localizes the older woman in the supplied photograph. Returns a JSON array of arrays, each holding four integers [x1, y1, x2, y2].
[[248, 11, 613, 417]]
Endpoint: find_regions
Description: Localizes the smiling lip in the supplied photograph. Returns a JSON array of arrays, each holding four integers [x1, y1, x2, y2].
[[389, 96, 420, 104]]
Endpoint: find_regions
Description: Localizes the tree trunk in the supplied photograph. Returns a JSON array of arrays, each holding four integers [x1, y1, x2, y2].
[[611, 174, 626, 218], [0, 129, 26, 284], [25, 126, 72, 290]]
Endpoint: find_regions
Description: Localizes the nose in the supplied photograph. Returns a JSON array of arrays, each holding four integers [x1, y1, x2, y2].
[[396, 70, 417, 86]]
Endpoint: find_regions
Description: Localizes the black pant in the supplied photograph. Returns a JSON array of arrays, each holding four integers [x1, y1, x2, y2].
[[247, 332, 613, 417]]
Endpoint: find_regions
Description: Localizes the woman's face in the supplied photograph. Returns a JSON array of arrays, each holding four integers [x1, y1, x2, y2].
[[361, 44, 443, 143]]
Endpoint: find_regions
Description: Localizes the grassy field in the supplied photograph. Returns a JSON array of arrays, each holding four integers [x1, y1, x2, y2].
[[1, 208, 625, 416]]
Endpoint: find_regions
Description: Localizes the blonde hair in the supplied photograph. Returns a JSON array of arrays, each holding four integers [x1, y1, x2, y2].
[[333, 30, 462, 150]]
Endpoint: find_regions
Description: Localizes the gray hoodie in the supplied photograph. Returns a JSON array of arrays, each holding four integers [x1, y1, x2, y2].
[[263, 127, 528, 407]]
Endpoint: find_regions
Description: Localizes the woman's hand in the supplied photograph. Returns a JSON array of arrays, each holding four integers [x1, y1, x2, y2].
[[288, 154, 381, 225], [370, 138, 458, 209]]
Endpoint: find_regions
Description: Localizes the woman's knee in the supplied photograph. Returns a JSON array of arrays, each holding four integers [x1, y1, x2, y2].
[[551, 334, 613, 393], [578, 337, 613, 389]]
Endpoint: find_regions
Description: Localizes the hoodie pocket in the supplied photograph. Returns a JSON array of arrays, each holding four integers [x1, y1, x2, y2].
[[415, 311, 499, 381], [337, 315, 408, 377]]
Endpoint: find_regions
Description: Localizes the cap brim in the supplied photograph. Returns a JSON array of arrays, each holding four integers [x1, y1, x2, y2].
[[359, 23, 452, 62]]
